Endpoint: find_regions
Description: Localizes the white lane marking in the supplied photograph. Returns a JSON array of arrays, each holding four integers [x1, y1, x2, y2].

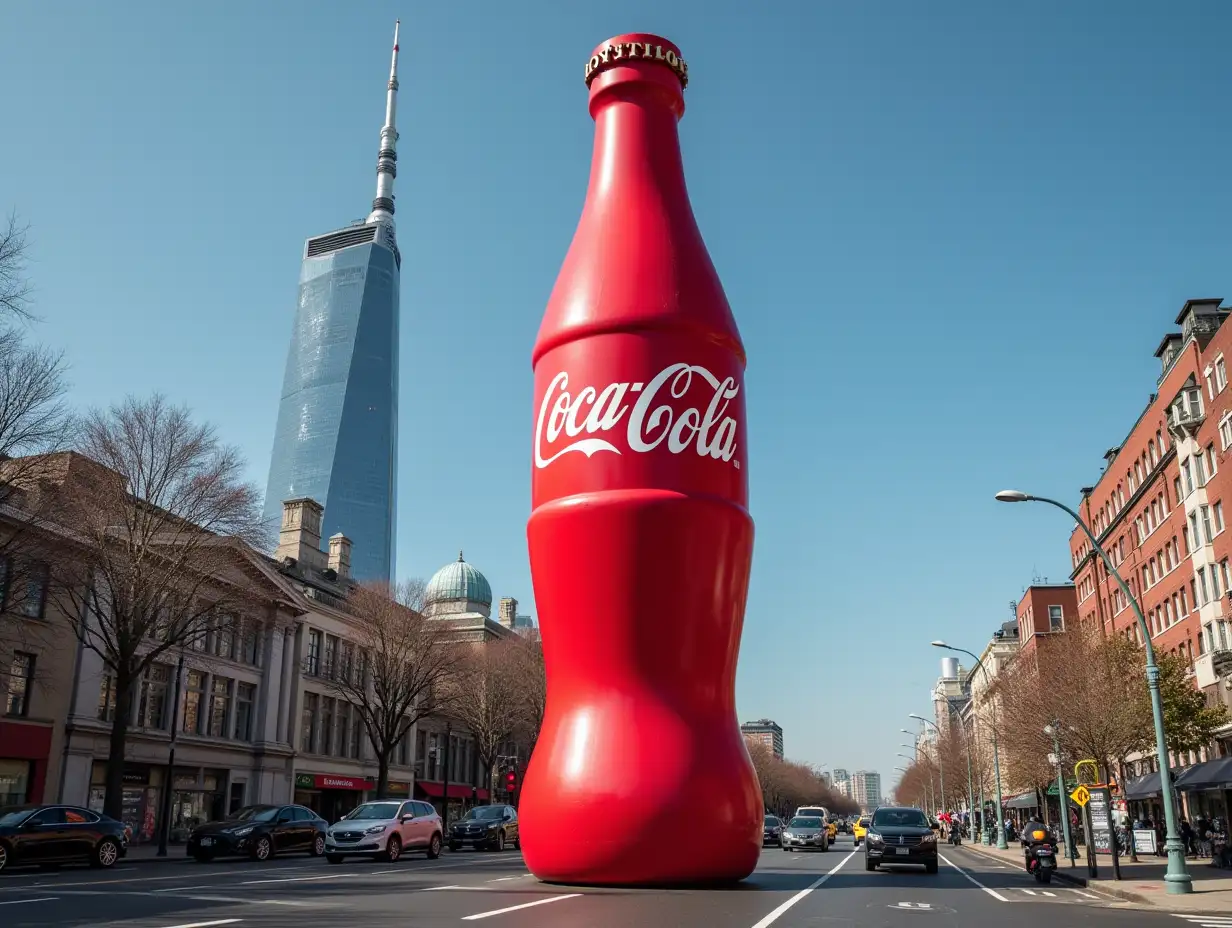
[[0, 865, 317, 892], [1022, 889, 1037, 895], [486, 877, 519, 882], [1041, 891, 1056, 897], [158, 921, 243, 928], [749, 849, 857, 928], [1072, 890, 1097, 898], [153, 886, 230, 893], [1171, 919, 1232, 926], [425, 885, 487, 892], [239, 873, 351, 886], [461, 893, 581, 920], [0, 897, 60, 906], [939, 854, 1008, 903], [175, 896, 335, 908], [895, 902, 932, 908]]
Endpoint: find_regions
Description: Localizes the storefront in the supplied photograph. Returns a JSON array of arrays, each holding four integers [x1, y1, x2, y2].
[[415, 781, 490, 822], [87, 763, 227, 845], [293, 773, 373, 824], [0, 720, 52, 805]]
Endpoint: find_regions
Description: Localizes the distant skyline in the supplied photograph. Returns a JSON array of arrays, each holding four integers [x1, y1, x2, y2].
[[3, 0, 1230, 787]]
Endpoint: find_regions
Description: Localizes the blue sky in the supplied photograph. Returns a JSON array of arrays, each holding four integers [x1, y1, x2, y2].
[[4, 0, 1230, 791]]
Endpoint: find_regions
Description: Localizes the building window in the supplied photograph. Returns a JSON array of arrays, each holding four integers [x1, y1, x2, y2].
[[1202, 506, 1214, 544], [1188, 388, 1204, 418], [323, 635, 338, 680], [234, 683, 256, 741], [137, 664, 170, 729], [1217, 355, 1228, 391], [306, 630, 322, 676], [97, 675, 116, 722], [301, 692, 319, 753], [336, 705, 350, 757], [1208, 444, 1218, 478], [1198, 568, 1210, 605], [182, 670, 206, 734], [238, 621, 261, 666], [1215, 502, 1225, 534], [18, 562, 49, 619], [350, 710, 362, 758], [320, 697, 334, 756], [208, 677, 231, 737], [6, 653, 34, 716], [212, 624, 234, 661]]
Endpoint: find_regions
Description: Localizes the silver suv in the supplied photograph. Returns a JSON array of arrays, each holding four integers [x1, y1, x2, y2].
[[325, 799, 443, 863]]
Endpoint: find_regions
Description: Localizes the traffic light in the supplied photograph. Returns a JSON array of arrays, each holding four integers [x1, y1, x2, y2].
[[505, 769, 517, 793]]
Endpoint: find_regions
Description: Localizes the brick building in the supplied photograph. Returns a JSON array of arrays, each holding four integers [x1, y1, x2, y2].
[[1015, 583, 1078, 659], [1067, 298, 1232, 820]]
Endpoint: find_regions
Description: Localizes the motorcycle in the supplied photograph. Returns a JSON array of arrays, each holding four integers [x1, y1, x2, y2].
[[1023, 827, 1057, 884]]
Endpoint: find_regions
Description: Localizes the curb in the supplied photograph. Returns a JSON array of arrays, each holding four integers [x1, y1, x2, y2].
[[122, 853, 195, 866]]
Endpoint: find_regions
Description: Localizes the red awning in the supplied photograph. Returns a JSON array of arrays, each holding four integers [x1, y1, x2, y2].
[[416, 781, 490, 800]]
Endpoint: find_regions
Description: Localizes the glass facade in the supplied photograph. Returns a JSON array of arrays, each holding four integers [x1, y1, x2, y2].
[[264, 223, 400, 581]]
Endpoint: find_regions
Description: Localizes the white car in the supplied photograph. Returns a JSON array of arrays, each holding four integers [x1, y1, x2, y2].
[[325, 799, 443, 863]]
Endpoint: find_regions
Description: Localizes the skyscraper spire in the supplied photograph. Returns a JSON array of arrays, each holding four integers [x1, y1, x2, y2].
[[367, 19, 400, 225]]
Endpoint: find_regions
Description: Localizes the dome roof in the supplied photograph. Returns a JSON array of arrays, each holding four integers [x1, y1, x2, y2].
[[425, 551, 492, 608]]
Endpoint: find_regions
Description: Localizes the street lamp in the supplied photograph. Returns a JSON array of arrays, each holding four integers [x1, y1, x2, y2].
[[909, 715, 953, 821], [1044, 723, 1077, 866], [896, 752, 933, 814], [997, 489, 1192, 893], [933, 640, 1008, 850]]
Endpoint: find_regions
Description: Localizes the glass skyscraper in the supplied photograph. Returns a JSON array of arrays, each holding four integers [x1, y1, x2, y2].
[[263, 23, 403, 582]]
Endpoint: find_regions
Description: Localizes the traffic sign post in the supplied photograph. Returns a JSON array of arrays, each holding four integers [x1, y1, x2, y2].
[[1070, 785, 1090, 807]]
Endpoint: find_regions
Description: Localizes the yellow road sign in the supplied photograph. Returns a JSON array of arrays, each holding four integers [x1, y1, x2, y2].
[[1070, 785, 1091, 807]]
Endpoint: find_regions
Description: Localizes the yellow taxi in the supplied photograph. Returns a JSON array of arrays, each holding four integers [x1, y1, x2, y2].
[[853, 816, 870, 844]]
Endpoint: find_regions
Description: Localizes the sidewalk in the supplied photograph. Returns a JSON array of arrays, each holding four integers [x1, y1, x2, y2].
[[958, 840, 1232, 913]]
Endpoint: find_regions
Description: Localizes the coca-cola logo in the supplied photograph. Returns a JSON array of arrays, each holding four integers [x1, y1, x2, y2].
[[534, 362, 740, 470]]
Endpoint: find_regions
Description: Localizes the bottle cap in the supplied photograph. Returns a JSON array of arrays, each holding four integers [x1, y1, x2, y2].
[[585, 34, 687, 115]]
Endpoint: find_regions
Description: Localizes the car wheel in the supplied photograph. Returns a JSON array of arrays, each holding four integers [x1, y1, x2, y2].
[[310, 834, 325, 857], [0, 842, 8, 872], [494, 831, 505, 852], [326, 854, 344, 864], [926, 860, 938, 874], [865, 857, 877, 871], [92, 837, 120, 869], [252, 835, 273, 861], [427, 833, 442, 860], [513, 833, 521, 851], [384, 834, 402, 862]]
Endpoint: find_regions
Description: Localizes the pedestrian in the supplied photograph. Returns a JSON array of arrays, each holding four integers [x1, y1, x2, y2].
[[1181, 819, 1195, 857], [1154, 819, 1166, 857]]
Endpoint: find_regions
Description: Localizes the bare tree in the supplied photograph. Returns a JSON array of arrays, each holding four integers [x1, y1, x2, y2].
[[509, 636, 545, 757], [446, 639, 528, 802], [45, 395, 266, 819], [0, 211, 34, 322], [744, 739, 857, 818], [324, 579, 462, 797]]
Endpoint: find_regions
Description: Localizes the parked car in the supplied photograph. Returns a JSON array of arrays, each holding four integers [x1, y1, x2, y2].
[[0, 804, 129, 872], [326, 799, 443, 863], [864, 806, 938, 873], [187, 804, 326, 862], [448, 804, 520, 851]]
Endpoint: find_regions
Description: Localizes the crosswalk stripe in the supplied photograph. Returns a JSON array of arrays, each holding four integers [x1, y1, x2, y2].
[[1171, 917, 1232, 926], [1041, 891, 1056, 897], [1021, 889, 1037, 895]]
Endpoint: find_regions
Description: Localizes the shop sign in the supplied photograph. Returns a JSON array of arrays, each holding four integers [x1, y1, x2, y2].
[[295, 774, 314, 789], [386, 782, 410, 795], [122, 767, 150, 785], [314, 774, 373, 791]]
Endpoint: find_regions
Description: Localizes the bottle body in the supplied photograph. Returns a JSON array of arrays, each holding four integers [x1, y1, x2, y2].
[[521, 34, 760, 886]]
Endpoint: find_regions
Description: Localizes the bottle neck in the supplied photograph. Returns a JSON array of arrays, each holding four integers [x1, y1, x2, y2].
[[586, 86, 687, 206]]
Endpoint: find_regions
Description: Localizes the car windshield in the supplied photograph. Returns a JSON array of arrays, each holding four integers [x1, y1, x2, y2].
[[764, 816, 781, 827], [345, 802, 401, 820], [872, 808, 929, 828], [797, 808, 825, 817], [789, 817, 822, 829], [228, 805, 280, 823], [462, 806, 506, 821], [0, 805, 37, 827]]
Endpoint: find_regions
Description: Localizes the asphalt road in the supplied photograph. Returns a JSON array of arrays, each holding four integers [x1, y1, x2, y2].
[[0, 835, 1219, 927]]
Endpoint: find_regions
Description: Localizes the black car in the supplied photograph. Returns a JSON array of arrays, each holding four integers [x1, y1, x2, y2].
[[187, 804, 327, 862], [763, 814, 784, 846], [448, 804, 520, 851], [0, 804, 129, 872], [864, 806, 939, 873]]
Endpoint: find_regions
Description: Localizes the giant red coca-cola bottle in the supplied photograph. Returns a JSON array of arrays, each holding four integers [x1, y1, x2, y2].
[[520, 34, 760, 886]]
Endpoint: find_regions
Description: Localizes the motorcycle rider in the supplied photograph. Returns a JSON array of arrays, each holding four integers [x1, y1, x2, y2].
[[1020, 818, 1051, 873]]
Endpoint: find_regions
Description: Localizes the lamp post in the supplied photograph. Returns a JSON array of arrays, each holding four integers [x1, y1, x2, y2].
[[996, 489, 1192, 894], [1044, 722, 1077, 867], [909, 715, 953, 820], [932, 640, 1008, 849]]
